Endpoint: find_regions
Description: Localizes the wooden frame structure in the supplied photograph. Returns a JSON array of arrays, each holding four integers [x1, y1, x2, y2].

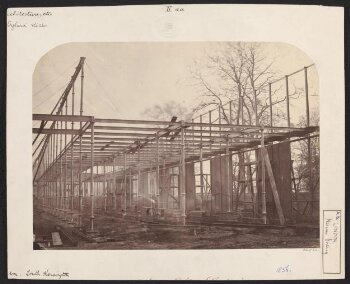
[[33, 58, 319, 231]]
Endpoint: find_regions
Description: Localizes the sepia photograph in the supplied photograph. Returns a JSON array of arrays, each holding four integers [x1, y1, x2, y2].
[[6, 4, 345, 280], [32, 42, 320, 250]]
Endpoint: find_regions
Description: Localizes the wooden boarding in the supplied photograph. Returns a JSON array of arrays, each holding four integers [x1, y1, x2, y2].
[[275, 142, 292, 217], [220, 154, 232, 212], [261, 147, 285, 225], [51, 232, 63, 246], [185, 163, 196, 211], [210, 157, 222, 211]]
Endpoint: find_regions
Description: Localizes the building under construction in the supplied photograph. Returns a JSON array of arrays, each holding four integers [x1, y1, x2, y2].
[[33, 57, 320, 249]]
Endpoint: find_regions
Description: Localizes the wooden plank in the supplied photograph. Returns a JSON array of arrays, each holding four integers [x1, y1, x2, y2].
[[277, 143, 292, 218], [248, 164, 258, 217], [33, 114, 93, 122], [51, 232, 63, 246], [95, 118, 180, 126], [94, 118, 314, 132], [261, 147, 285, 225], [270, 144, 280, 219], [95, 125, 165, 131], [185, 163, 196, 211], [33, 128, 80, 135], [262, 146, 276, 217], [220, 155, 232, 212], [160, 168, 170, 207], [210, 157, 222, 212], [257, 144, 292, 220]]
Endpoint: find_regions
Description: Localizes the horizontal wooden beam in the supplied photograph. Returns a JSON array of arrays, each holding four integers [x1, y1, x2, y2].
[[32, 128, 81, 135], [95, 118, 178, 126], [33, 114, 94, 122], [93, 117, 313, 132]]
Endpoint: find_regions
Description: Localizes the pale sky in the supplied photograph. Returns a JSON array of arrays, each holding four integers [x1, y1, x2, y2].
[[33, 42, 318, 123]]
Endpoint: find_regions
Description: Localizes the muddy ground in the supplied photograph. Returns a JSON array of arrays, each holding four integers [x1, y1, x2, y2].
[[33, 209, 319, 250]]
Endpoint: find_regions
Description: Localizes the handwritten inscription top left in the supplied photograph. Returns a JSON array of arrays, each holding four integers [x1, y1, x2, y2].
[[7, 10, 52, 31]]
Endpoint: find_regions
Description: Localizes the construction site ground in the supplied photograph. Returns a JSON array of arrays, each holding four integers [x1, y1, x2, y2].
[[33, 209, 319, 250]]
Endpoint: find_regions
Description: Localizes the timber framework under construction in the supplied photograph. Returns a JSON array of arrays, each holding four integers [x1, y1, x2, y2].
[[33, 57, 320, 249]]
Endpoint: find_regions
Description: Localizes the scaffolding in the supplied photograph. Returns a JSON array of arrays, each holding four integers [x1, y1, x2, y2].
[[33, 57, 319, 231]]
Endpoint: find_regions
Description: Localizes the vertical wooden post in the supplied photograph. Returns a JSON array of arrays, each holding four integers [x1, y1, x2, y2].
[[129, 173, 132, 209], [59, 116, 63, 211], [44, 156, 46, 206], [43, 151, 46, 206], [243, 154, 246, 205], [47, 136, 50, 208], [49, 140, 52, 209], [237, 91, 241, 124], [218, 106, 222, 148], [80, 60, 85, 117], [78, 62, 84, 226], [47, 151, 50, 207], [137, 150, 140, 208], [47, 151, 49, 208], [199, 147, 204, 211], [55, 159, 58, 214], [52, 130, 55, 213], [249, 164, 257, 217], [156, 135, 160, 210], [54, 136, 57, 211], [209, 111, 212, 152], [55, 128, 58, 213], [70, 84, 75, 212], [191, 118, 194, 152], [163, 158, 167, 209], [241, 94, 244, 124], [261, 127, 267, 224], [124, 153, 127, 213], [304, 66, 313, 215], [96, 166, 99, 211], [104, 161, 107, 212], [226, 139, 231, 212], [112, 156, 116, 211], [307, 141, 313, 216], [64, 100, 68, 213], [89, 121, 95, 232], [254, 89, 258, 125], [180, 121, 186, 224], [200, 115, 203, 145], [48, 146, 50, 209], [48, 145, 51, 208], [149, 162, 152, 212], [235, 153, 243, 212], [50, 135, 53, 209], [285, 75, 290, 128], [269, 83, 273, 127], [304, 67, 310, 127], [49, 177, 51, 210]]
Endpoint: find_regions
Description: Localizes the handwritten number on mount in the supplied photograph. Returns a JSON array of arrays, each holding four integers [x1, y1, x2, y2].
[[166, 6, 185, 13], [276, 265, 291, 273]]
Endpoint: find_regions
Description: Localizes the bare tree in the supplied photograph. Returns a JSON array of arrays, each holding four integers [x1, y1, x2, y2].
[[291, 111, 319, 215], [190, 42, 301, 126]]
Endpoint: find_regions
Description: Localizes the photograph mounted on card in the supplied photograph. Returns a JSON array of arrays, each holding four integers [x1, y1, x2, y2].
[[7, 4, 344, 280], [32, 41, 319, 250]]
